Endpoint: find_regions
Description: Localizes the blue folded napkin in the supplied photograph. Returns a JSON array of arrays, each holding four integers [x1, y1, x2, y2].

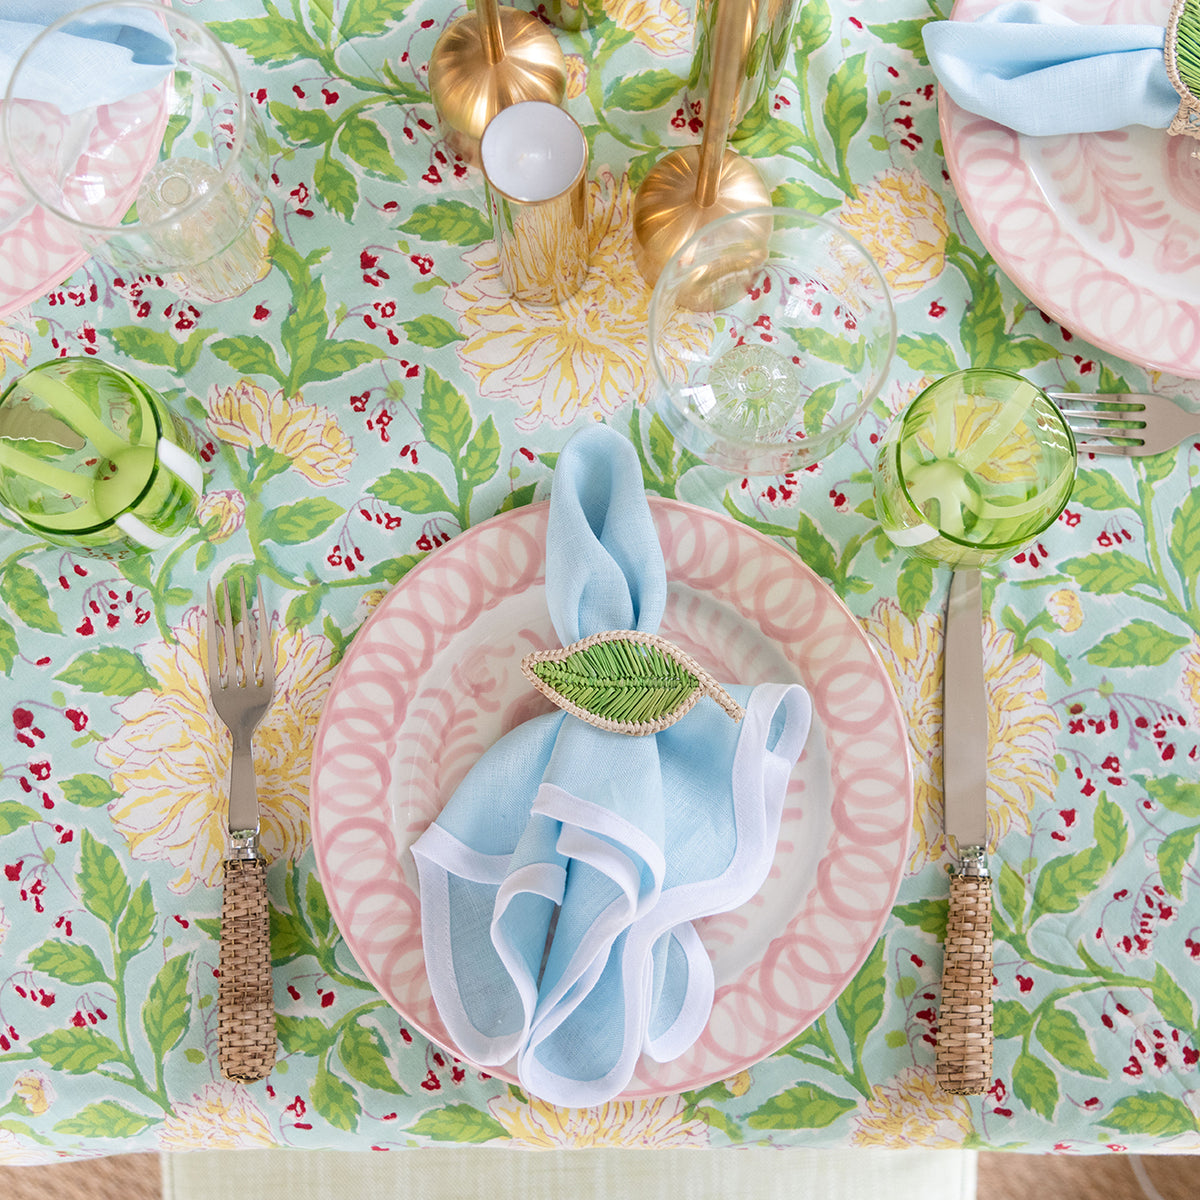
[[923, 1, 1182, 136], [411, 425, 812, 1107], [1, 1, 176, 114]]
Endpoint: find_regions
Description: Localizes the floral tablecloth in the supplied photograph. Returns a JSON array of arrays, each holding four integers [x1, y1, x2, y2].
[[1, 0, 1199, 1162]]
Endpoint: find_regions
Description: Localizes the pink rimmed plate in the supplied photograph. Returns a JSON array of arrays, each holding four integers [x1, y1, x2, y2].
[[941, 0, 1200, 378], [310, 499, 913, 1097]]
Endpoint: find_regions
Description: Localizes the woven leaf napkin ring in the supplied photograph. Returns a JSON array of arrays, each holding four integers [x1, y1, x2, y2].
[[521, 630, 744, 735], [1165, 0, 1200, 139]]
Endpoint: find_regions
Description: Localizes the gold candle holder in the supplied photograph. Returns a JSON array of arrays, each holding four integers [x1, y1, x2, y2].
[[428, 0, 568, 167], [631, 0, 770, 289]]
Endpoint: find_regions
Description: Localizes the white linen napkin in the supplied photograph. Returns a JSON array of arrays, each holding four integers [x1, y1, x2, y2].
[[411, 425, 812, 1107]]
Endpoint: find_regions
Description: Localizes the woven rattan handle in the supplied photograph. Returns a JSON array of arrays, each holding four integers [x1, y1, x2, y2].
[[218, 856, 276, 1083], [936, 870, 993, 1095]]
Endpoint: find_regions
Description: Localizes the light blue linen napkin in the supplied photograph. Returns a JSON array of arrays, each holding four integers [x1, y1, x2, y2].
[[411, 425, 812, 1107], [0, 1, 176, 114], [923, 1, 1181, 136]]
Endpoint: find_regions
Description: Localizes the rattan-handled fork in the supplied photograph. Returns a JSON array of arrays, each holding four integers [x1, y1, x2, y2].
[[206, 576, 277, 1083], [1048, 391, 1200, 457]]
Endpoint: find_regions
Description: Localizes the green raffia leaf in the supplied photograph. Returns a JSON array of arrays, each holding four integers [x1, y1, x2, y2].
[[521, 632, 741, 734]]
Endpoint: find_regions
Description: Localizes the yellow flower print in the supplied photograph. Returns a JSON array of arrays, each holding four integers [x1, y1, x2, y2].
[[207, 379, 354, 486], [158, 1082, 277, 1150], [564, 53, 588, 100], [726, 1069, 752, 1097], [863, 598, 1059, 870], [445, 170, 709, 429], [98, 606, 335, 892], [197, 489, 246, 543], [606, 0, 690, 56], [1047, 588, 1084, 633], [838, 169, 949, 297], [12, 1071, 53, 1116], [849, 1066, 975, 1147], [0, 324, 30, 383], [487, 1093, 710, 1147], [1182, 639, 1200, 728]]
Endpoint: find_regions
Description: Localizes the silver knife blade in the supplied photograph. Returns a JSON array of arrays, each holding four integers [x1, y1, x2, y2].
[[943, 569, 987, 853]]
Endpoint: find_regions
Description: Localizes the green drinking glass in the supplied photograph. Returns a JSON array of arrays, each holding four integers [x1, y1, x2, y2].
[[872, 368, 1076, 568], [0, 357, 204, 560]]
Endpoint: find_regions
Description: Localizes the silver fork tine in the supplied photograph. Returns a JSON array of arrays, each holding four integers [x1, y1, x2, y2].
[[255, 579, 274, 691], [1049, 390, 1200, 456]]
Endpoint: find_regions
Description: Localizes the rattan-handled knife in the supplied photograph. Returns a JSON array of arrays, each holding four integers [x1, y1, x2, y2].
[[936, 569, 993, 1095]]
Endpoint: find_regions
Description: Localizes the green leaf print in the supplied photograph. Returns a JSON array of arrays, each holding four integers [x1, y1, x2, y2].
[[53, 1100, 156, 1139], [1158, 824, 1200, 898], [822, 53, 868, 153], [0, 801, 40, 836], [1143, 774, 1200, 818], [747, 1083, 858, 1129], [61, 773, 119, 808], [1152, 963, 1196, 1031], [771, 180, 841, 216], [104, 326, 216, 374], [78, 830, 131, 926], [143, 954, 193, 1059], [2, 563, 62, 634], [312, 1061, 362, 1131], [870, 17, 934, 63], [208, 14, 325, 66], [796, 0, 832, 58], [895, 332, 959, 375], [117, 881, 157, 956], [896, 556, 934, 621], [28, 940, 109, 985], [56, 647, 157, 697], [992, 1000, 1033, 1040], [338, 114, 405, 180], [0, 615, 17, 674], [1035, 1008, 1106, 1078], [1032, 795, 1126, 915], [835, 939, 886, 1049], [401, 315, 465, 348], [462, 417, 502, 491], [209, 334, 286, 384], [420, 370, 473, 459], [1169, 489, 1200, 582], [408, 1104, 511, 1143], [1061, 551, 1157, 595], [30, 1027, 123, 1074], [261, 498, 345, 545], [1085, 620, 1189, 668], [313, 156, 358, 222], [1100, 1094, 1199, 1137], [339, 0, 403, 39], [604, 69, 685, 110], [370, 470, 456, 516], [1069, 468, 1136, 512], [338, 1023, 404, 1095], [1012, 1050, 1058, 1120], [269, 103, 337, 146], [400, 201, 492, 247], [278, 1015, 332, 1056], [891, 897, 949, 935]]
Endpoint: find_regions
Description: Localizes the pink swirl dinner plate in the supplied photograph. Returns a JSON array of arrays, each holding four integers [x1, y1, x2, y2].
[[310, 498, 913, 1097], [941, 0, 1200, 378], [0, 90, 165, 318]]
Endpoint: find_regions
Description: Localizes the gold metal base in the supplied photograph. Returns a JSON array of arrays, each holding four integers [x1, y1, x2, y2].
[[427, 7, 567, 167], [631, 146, 770, 289]]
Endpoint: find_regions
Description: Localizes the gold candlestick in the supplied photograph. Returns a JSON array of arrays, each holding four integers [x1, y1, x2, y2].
[[631, 0, 770, 289], [428, 0, 568, 167]]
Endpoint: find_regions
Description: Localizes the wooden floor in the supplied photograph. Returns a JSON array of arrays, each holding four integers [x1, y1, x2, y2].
[[0, 1148, 1195, 1198]]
